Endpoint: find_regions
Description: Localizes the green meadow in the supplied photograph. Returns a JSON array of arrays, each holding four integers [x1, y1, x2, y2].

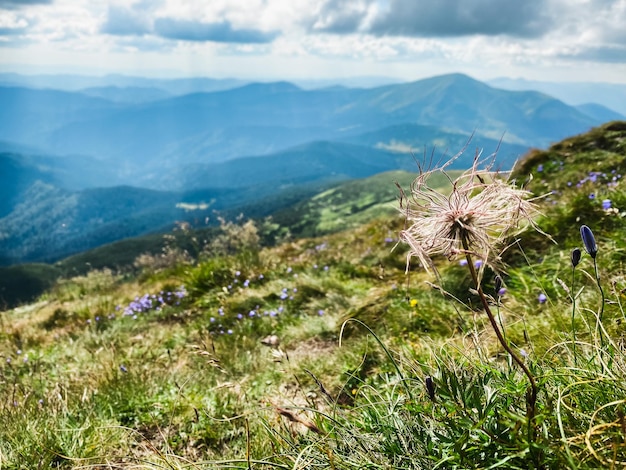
[[1, 121, 626, 469]]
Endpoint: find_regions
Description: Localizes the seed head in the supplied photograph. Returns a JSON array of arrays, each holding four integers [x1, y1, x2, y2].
[[399, 153, 543, 275]]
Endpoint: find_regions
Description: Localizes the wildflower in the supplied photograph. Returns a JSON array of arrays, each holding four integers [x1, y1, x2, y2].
[[399, 155, 542, 275], [537, 164, 543, 172], [589, 193, 595, 200], [497, 287, 507, 296], [409, 299, 418, 307], [120, 365, 128, 373], [580, 225, 597, 259], [459, 259, 468, 266], [317, 309, 325, 316], [602, 199, 612, 210], [538, 293, 547, 304], [571, 248, 581, 267]]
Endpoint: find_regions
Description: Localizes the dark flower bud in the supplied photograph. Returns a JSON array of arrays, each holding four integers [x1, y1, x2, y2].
[[571, 248, 582, 267], [425, 376, 435, 401], [580, 225, 597, 259], [494, 275, 503, 293]]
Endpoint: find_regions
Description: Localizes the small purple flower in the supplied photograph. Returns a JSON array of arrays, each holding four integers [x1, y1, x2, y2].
[[227, 329, 233, 335], [537, 164, 543, 172], [243, 279, 250, 288], [459, 259, 468, 266], [497, 287, 507, 296], [235, 270, 241, 277], [538, 293, 547, 304], [602, 199, 612, 210], [237, 313, 243, 320], [317, 309, 325, 316], [589, 193, 595, 200], [474, 260, 483, 269], [120, 365, 128, 373]]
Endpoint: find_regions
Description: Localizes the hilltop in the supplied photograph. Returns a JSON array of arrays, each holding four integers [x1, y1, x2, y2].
[[1, 122, 626, 467]]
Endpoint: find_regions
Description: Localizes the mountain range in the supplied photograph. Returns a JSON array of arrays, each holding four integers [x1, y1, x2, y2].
[[0, 72, 623, 265]]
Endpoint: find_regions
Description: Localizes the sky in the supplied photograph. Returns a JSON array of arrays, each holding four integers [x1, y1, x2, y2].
[[1, 0, 625, 84]]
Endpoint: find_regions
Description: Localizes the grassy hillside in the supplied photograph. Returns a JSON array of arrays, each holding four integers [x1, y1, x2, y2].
[[1, 122, 626, 468]]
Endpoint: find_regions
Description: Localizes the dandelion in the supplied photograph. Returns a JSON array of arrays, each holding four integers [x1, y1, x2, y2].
[[409, 299, 418, 307], [399, 155, 542, 275]]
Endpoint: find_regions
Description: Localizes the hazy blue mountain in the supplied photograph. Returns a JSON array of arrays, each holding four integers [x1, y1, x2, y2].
[[80, 86, 173, 104], [574, 103, 625, 123], [0, 153, 57, 217], [5, 73, 599, 185], [488, 77, 626, 116], [166, 140, 409, 191], [0, 72, 248, 94], [341, 123, 530, 169], [0, 86, 119, 145]]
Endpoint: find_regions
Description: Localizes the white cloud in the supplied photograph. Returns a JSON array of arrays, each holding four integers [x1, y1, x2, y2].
[[0, 0, 624, 83]]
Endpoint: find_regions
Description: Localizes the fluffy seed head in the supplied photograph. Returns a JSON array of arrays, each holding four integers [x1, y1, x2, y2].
[[399, 153, 542, 275]]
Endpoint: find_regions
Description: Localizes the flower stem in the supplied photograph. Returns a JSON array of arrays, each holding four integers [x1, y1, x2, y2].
[[593, 257, 605, 350], [571, 265, 577, 365], [461, 238, 538, 426]]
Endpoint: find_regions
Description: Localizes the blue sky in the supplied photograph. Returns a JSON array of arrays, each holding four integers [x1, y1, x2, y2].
[[1, 0, 625, 83]]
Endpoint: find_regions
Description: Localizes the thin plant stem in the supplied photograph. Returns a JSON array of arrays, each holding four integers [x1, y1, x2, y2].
[[461, 237, 538, 427], [592, 257, 606, 349], [571, 264, 577, 365]]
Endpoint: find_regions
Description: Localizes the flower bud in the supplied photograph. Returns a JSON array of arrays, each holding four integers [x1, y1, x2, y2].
[[580, 225, 597, 259], [425, 376, 435, 401], [494, 275, 503, 293], [571, 248, 582, 267]]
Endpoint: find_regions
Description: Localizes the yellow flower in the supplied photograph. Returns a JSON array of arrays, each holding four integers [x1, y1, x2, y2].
[[409, 299, 418, 308]]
